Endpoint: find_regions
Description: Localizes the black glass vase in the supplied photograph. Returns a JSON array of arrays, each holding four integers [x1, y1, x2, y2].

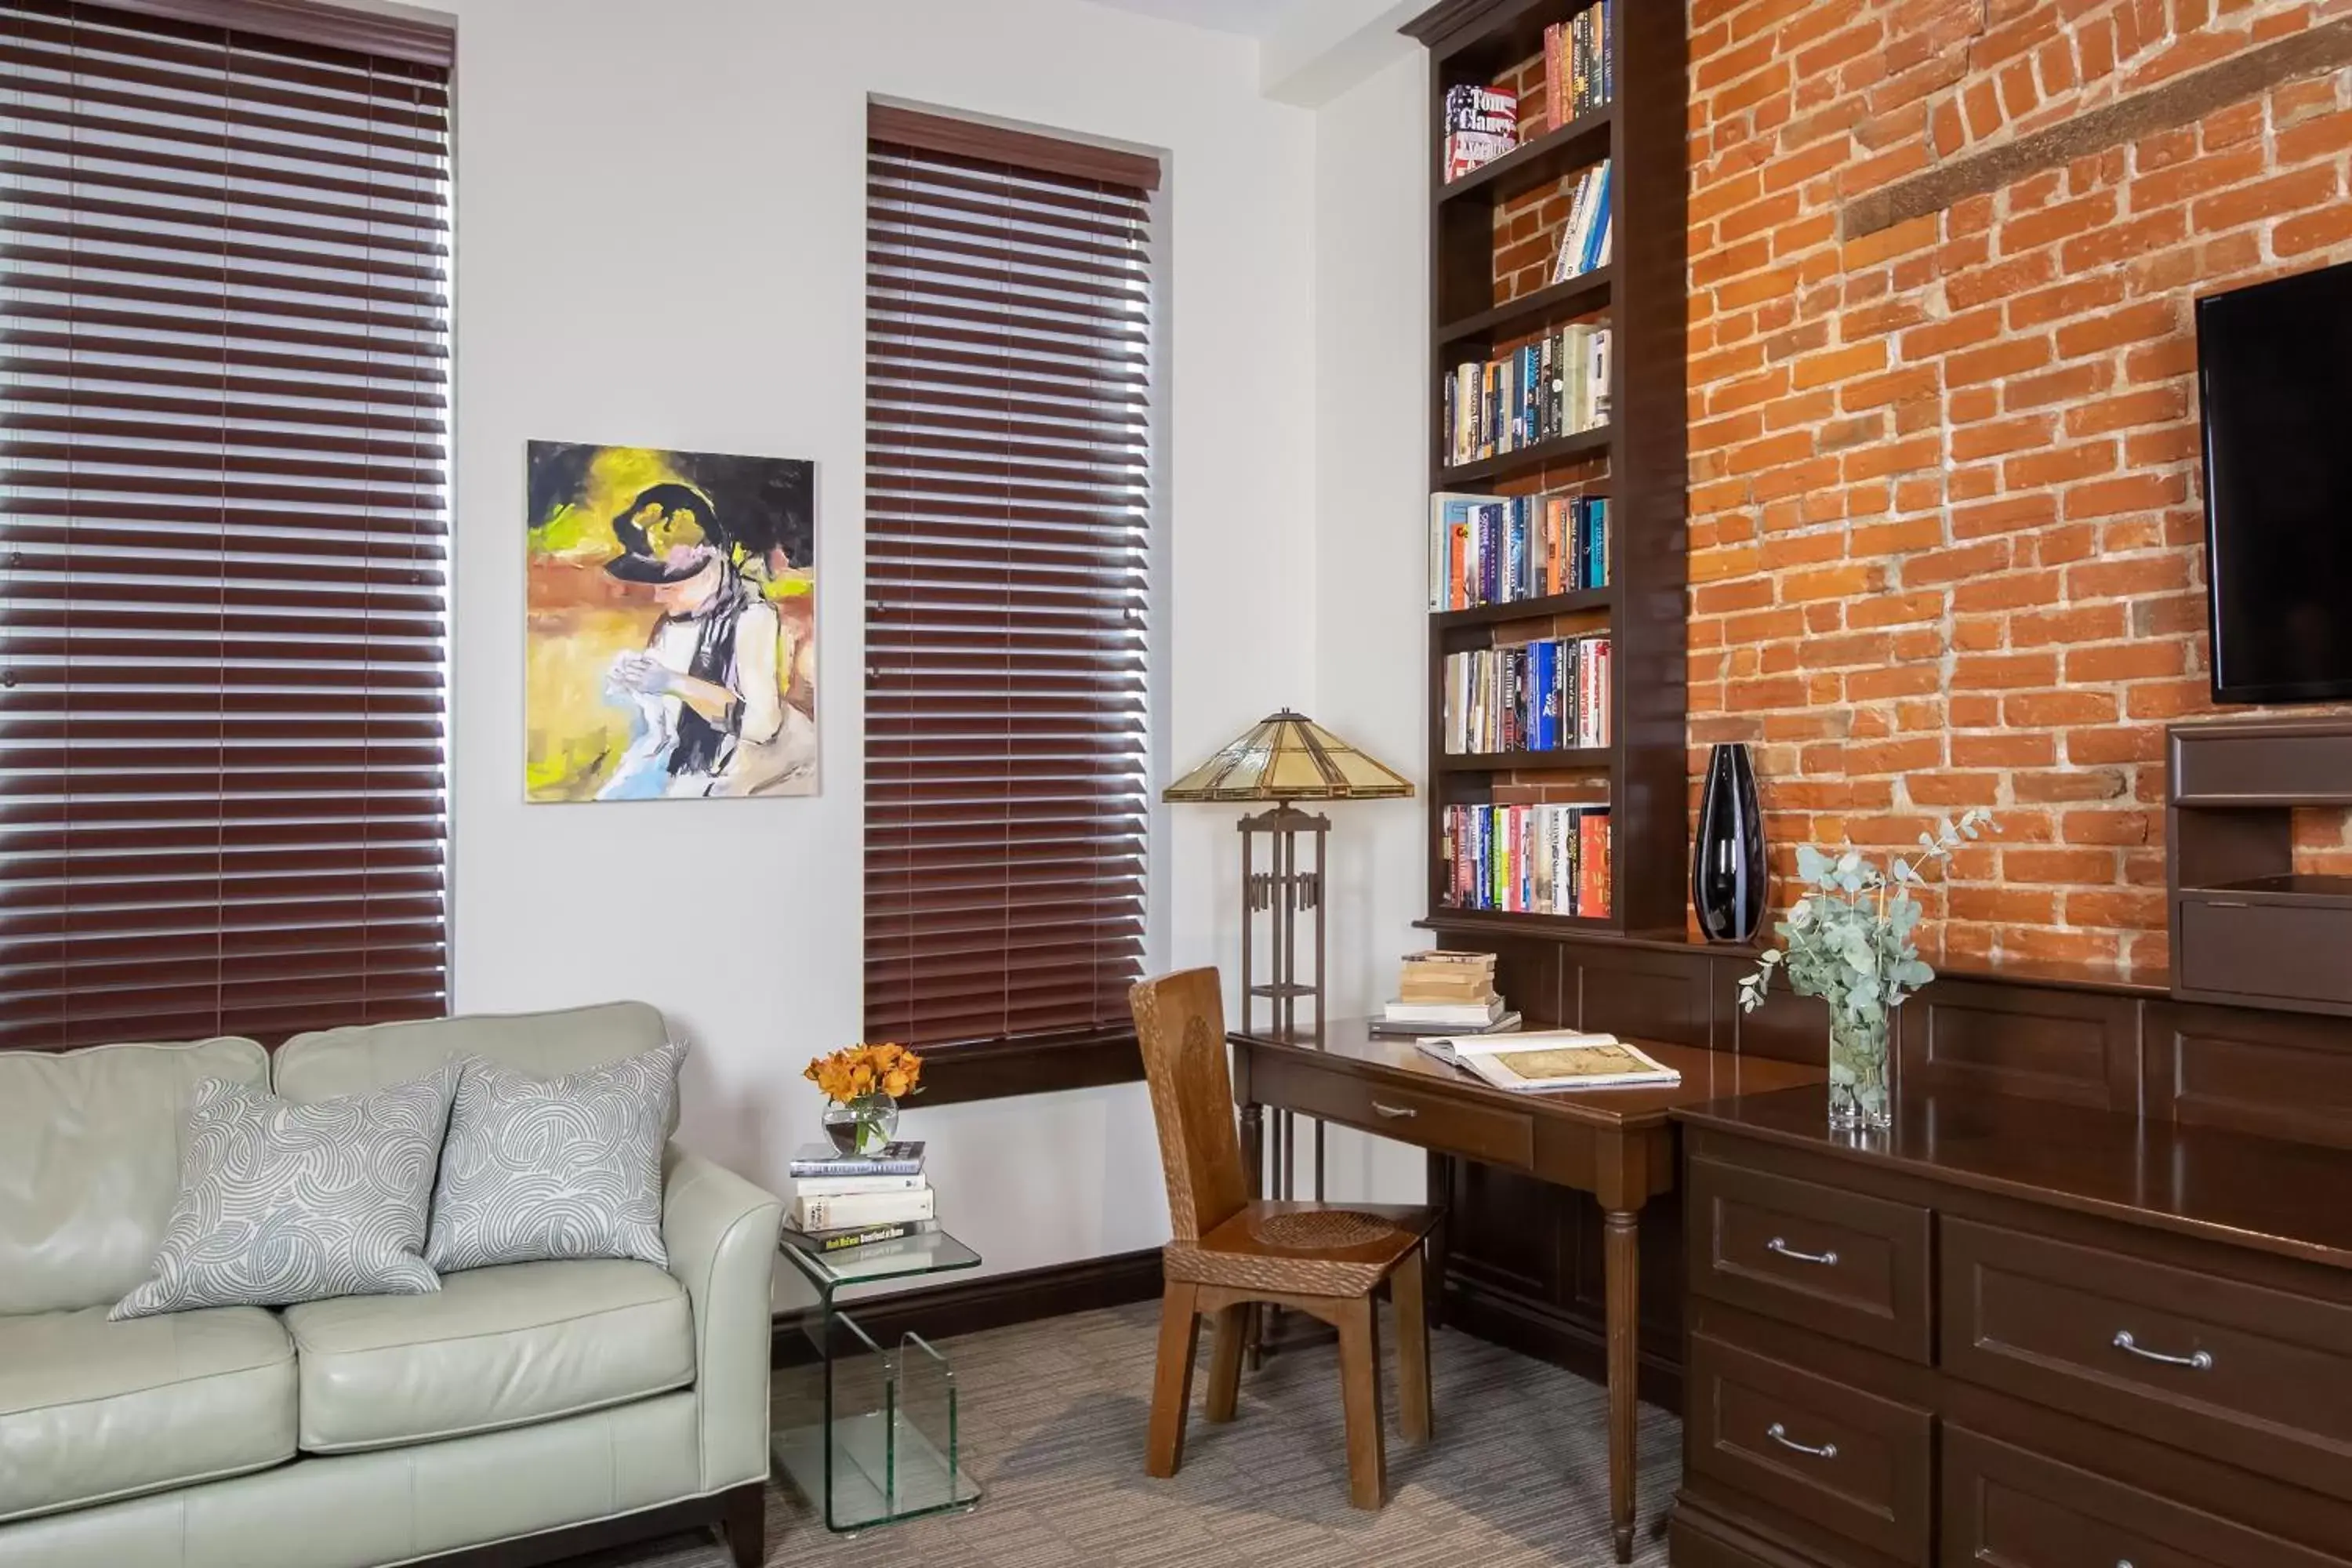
[[1692, 742, 1766, 943]]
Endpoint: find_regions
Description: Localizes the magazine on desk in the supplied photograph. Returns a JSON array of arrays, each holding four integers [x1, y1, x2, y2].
[[1415, 1029, 1679, 1092]]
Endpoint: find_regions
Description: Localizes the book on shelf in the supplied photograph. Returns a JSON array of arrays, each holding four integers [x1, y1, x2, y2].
[[1419, 1029, 1675, 1093], [1541, 0, 1614, 129], [1371, 1010, 1524, 1039], [1550, 160, 1613, 283], [1443, 634, 1613, 753], [786, 1183, 937, 1235], [1442, 802, 1612, 917], [1428, 491, 1609, 611], [1443, 324, 1611, 468], [1443, 84, 1518, 180], [779, 1218, 940, 1258], [786, 1139, 926, 1178]]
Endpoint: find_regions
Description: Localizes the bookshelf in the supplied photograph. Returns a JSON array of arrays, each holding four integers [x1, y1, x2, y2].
[[1407, 0, 1688, 936]]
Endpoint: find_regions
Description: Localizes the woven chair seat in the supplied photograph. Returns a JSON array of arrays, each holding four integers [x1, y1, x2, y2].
[[1163, 1201, 1432, 1298]]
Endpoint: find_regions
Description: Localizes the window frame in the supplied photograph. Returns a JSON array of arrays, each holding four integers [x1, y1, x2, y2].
[[861, 102, 1164, 1106]]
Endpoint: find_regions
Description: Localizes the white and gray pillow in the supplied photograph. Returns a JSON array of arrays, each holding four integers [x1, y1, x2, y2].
[[425, 1040, 683, 1273], [111, 1065, 458, 1321]]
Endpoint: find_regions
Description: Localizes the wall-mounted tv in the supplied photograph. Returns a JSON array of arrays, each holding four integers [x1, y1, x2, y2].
[[2197, 260, 2352, 705]]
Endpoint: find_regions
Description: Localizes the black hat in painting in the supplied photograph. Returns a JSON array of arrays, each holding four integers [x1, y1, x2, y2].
[[605, 483, 725, 583]]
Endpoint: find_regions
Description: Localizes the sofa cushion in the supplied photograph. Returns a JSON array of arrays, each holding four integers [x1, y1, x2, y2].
[[281, 1257, 695, 1454], [0, 1036, 270, 1316], [111, 1065, 458, 1320], [273, 1001, 670, 1114], [426, 1041, 684, 1274], [0, 1304, 295, 1523]]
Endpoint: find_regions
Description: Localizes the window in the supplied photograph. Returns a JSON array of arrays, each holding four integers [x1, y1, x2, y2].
[[0, 0, 453, 1050], [863, 106, 1159, 1096]]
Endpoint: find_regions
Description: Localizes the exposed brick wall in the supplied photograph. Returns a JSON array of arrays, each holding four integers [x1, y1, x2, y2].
[[1683, 0, 2352, 976]]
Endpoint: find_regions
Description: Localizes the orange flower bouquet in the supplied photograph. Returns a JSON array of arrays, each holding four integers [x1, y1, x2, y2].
[[804, 1042, 922, 1156]]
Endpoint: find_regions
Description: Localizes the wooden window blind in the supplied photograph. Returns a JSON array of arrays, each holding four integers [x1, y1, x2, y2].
[[864, 107, 1160, 1058], [0, 0, 452, 1051]]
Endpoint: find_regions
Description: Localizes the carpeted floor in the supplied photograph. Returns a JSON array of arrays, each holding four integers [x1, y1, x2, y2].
[[586, 1300, 1679, 1568]]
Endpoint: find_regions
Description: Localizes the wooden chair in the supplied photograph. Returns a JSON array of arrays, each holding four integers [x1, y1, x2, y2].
[[1128, 967, 1439, 1509]]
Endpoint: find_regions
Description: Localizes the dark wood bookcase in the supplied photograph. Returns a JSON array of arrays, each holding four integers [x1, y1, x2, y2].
[[1406, 0, 1690, 937]]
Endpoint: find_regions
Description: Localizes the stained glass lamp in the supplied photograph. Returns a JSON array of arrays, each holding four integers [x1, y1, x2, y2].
[[1164, 710, 1413, 1203]]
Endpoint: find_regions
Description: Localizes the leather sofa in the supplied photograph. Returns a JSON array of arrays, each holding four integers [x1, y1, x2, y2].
[[0, 1002, 783, 1568]]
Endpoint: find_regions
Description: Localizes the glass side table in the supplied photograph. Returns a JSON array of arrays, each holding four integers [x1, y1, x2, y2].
[[771, 1228, 984, 1534]]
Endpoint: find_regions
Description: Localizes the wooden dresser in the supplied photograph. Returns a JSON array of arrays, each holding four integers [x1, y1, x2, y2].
[[1669, 1086, 2352, 1568]]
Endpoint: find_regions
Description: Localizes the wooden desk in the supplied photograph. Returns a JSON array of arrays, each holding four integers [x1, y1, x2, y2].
[[1229, 1021, 1822, 1562]]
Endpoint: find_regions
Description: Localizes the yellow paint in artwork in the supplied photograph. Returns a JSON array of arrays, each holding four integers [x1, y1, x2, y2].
[[530, 448, 695, 564]]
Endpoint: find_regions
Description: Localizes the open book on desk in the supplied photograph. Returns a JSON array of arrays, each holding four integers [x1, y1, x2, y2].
[[1415, 1029, 1679, 1092]]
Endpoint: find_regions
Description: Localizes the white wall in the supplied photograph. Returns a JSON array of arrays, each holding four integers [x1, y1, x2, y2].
[[1301, 49, 1434, 1205], [443, 0, 1317, 1279]]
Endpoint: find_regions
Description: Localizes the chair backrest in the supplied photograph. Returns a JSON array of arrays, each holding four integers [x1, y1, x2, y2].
[[1129, 967, 1248, 1245]]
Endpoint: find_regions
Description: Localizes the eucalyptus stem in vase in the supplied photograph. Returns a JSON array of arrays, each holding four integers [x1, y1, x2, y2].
[[1735, 809, 1997, 1131]]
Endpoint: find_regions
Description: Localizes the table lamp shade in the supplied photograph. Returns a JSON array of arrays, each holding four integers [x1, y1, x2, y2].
[[1162, 710, 1414, 803]]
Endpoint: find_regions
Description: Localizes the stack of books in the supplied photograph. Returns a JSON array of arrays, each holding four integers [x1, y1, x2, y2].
[[1371, 950, 1522, 1037], [1550, 160, 1613, 283], [1443, 85, 1517, 180], [780, 1140, 935, 1256], [1442, 803, 1612, 917], [1541, 1, 1614, 129], [1428, 491, 1609, 611], [1443, 323, 1612, 467], [1443, 633, 1613, 753]]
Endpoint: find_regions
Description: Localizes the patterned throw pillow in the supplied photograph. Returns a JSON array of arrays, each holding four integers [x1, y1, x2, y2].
[[111, 1065, 458, 1321], [424, 1040, 684, 1273]]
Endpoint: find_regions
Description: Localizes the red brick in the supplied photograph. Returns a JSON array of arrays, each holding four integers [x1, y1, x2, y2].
[[2003, 847, 2120, 883]]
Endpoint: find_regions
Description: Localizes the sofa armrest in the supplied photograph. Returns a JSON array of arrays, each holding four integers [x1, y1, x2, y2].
[[662, 1143, 785, 1492]]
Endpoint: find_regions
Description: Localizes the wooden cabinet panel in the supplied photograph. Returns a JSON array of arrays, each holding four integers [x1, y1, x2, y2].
[[1572, 943, 1714, 1047], [1942, 1425, 2342, 1568], [1688, 1154, 1932, 1364], [1687, 1329, 1933, 1565], [2147, 999, 2352, 1150], [1895, 977, 2140, 1110], [1942, 1218, 2352, 1505], [2177, 896, 2352, 1011]]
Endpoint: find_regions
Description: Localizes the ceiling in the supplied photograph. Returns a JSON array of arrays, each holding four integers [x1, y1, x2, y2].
[[1076, 0, 1316, 39]]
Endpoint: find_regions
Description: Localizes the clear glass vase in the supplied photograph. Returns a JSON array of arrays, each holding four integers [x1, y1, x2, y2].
[[823, 1092, 899, 1156], [1826, 1011, 1892, 1131]]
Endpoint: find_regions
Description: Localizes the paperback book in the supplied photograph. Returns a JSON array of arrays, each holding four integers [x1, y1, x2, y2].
[[786, 1140, 925, 1178], [1542, 0, 1615, 128], [787, 1184, 937, 1234], [1443, 84, 1518, 180], [1549, 160, 1613, 283], [779, 1218, 940, 1257], [1370, 1011, 1524, 1039], [1442, 634, 1613, 753]]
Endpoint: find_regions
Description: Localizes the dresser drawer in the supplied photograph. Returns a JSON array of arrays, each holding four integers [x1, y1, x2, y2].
[[1260, 1057, 1534, 1169], [1944, 1425, 2342, 1568], [1689, 1152, 1933, 1363], [1688, 1329, 1933, 1565], [1942, 1218, 2352, 1504]]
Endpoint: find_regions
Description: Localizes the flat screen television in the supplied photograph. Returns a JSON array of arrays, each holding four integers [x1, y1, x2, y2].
[[2198, 260, 2352, 704]]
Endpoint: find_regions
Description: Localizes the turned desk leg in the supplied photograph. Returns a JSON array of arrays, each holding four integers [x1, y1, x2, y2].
[[1603, 1207, 1639, 1566]]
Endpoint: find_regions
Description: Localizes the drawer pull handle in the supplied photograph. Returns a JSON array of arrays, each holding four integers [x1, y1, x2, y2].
[[2113, 1330, 2212, 1371], [1766, 1237, 1839, 1266], [1765, 1421, 1837, 1461], [1370, 1102, 1417, 1120]]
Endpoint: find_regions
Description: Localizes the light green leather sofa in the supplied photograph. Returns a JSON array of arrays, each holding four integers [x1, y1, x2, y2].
[[0, 1002, 783, 1568]]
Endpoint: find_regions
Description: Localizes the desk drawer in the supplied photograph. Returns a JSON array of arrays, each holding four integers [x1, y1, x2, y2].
[[1688, 1329, 1933, 1565], [1942, 1218, 2352, 1504], [1688, 1152, 1933, 1363], [1266, 1058, 1534, 1169], [1944, 1425, 2341, 1568]]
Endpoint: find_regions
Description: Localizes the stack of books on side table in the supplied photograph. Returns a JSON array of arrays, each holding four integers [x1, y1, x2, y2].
[[1370, 949, 1522, 1037], [780, 1140, 935, 1256]]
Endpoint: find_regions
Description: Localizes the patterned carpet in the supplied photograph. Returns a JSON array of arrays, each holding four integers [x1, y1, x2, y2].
[[585, 1300, 1679, 1568]]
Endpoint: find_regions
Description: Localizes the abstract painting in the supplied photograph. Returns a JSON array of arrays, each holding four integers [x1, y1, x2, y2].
[[525, 442, 816, 802]]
